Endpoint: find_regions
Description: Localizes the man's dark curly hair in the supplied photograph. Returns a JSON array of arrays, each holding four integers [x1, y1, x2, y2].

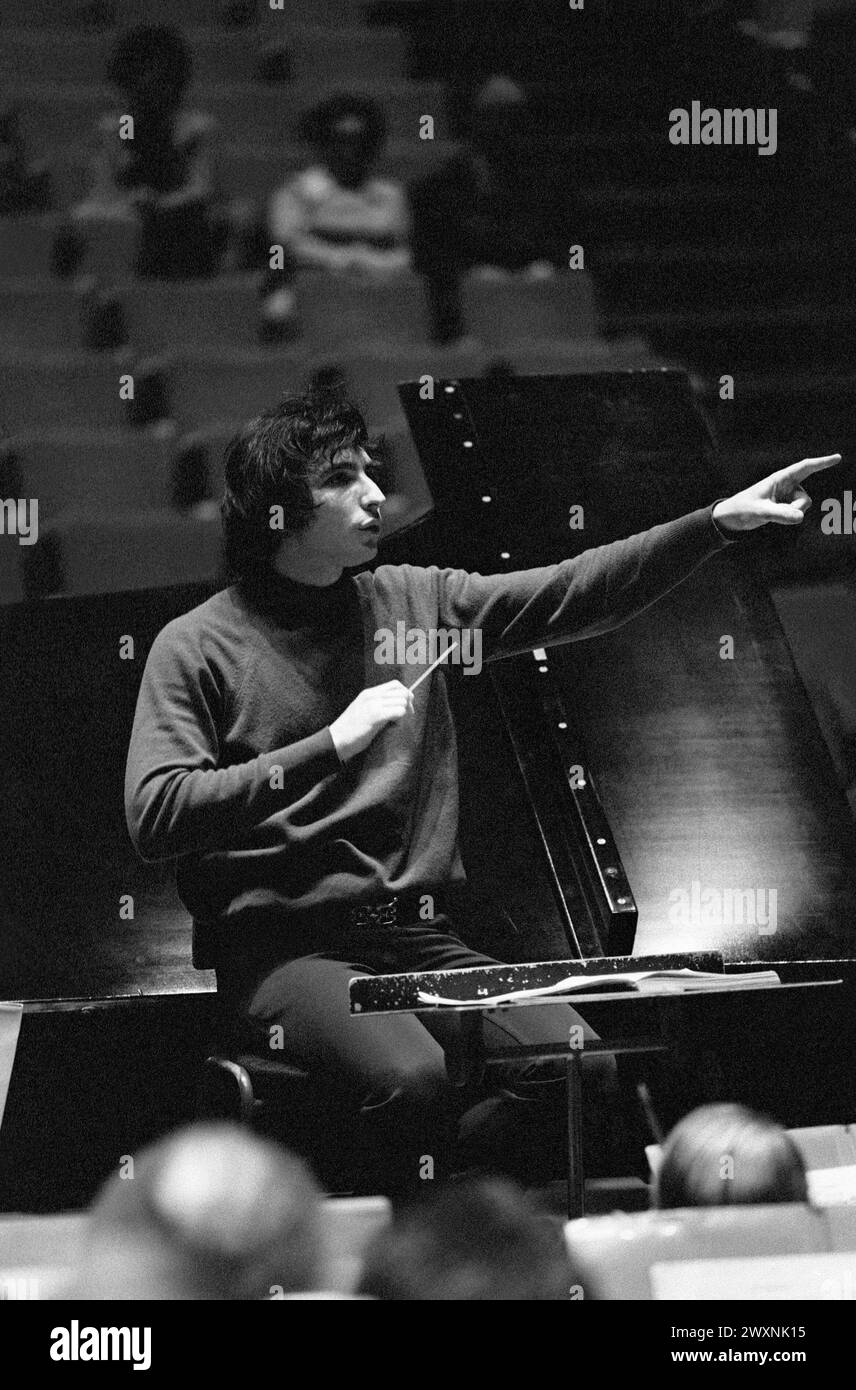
[[219, 393, 371, 582]]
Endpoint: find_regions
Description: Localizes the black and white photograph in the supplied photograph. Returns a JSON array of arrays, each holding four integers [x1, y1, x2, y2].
[[1, 0, 856, 1348]]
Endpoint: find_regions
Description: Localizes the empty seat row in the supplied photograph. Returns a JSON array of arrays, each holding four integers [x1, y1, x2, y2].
[[0, 271, 603, 354], [3, 430, 176, 517], [1, 330, 652, 435], [50, 138, 461, 207], [0, 216, 137, 282], [3, 332, 634, 432], [114, 0, 379, 27], [12, 504, 224, 601], [1, 473, 433, 603], [12, 81, 448, 153], [0, 0, 376, 29], [0, 1193, 392, 1300], [130, 273, 602, 354], [3, 409, 434, 523], [0, 24, 408, 85], [0, 346, 468, 432], [566, 1201, 856, 1301]]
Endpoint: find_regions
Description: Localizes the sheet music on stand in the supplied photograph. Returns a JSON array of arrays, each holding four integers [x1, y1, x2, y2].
[[350, 952, 803, 1017], [413, 967, 782, 1009], [348, 956, 844, 1219]]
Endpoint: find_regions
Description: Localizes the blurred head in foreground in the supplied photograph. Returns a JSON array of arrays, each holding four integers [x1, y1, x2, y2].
[[72, 1122, 324, 1299], [654, 1103, 809, 1210], [356, 1177, 584, 1301]]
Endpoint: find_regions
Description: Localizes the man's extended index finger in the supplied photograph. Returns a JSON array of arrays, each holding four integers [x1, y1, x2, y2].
[[780, 453, 842, 483]]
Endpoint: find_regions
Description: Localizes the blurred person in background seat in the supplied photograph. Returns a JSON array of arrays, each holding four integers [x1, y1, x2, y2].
[[410, 76, 564, 344], [260, 94, 411, 342], [58, 24, 222, 281]]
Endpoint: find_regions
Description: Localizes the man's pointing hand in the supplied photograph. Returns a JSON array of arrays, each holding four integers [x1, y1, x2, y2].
[[712, 454, 843, 534]]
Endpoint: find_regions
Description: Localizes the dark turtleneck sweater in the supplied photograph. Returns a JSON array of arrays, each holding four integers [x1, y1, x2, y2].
[[124, 504, 736, 955]]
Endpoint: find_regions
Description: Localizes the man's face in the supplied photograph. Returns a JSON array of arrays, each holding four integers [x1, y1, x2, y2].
[[300, 445, 386, 568]]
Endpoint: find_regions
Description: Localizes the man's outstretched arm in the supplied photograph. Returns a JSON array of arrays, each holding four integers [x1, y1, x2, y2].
[[435, 454, 842, 660]]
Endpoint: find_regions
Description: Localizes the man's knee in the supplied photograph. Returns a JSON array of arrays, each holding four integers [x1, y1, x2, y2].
[[361, 1055, 451, 1116]]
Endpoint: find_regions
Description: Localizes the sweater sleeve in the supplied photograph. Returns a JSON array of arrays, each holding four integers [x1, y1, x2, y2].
[[435, 501, 738, 662], [124, 623, 341, 863]]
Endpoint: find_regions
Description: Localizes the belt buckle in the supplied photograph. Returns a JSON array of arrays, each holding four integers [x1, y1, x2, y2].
[[350, 896, 398, 929]]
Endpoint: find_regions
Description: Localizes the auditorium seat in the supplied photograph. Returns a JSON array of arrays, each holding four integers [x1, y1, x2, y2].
[[293, 270, 433, 350], [608, 305, 856, 378], [0, 0, 74, 23], [579, 181, 778, 252], [3, 354, 130, 431], [597, 236, 856, 318], [67, 216, 140, 284], [565, 1204, 833, 1301], [171, 345, 482, 434], [173, 424, 235, 501], [126, 274, 434, 353], [124, 276, 261, 352], [254, 0, 397, 28], [0, 1194, 391, 1298], [0, 214, 138, 286], [0, 539, 25, 607], [172, 350, 307, 430], [0, 2, 397, 47], [320, 1195, 391, 1294], [118, 0, 372, 25], [272, 28, 408, 83], [0, 25, 406, 87], [826, 1205, 856, 1253], [0, 216, 62, 279], [789, 1125, 856, 1170], [28, 506, 223, 597], [55, 139, 461, 207], [209, 26, 406, 85], [16, 82, 448, 155], [501, 336, 657, 377], [197, 81, 448, 144], [11, 431, 175, 519], [0, 282, 82, 351], [0, 27, 110, 84], [241, 137, 457, 199], [0, 1212, 81, 1301], [460, 272, 601, 349], [344, 341, 486, 423]]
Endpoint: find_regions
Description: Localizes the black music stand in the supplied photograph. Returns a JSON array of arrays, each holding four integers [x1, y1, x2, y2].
[[350, 966, 843, 1218]]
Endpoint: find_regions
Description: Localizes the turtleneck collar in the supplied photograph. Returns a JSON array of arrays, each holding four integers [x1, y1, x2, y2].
[[239, 564, 354, 622]]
